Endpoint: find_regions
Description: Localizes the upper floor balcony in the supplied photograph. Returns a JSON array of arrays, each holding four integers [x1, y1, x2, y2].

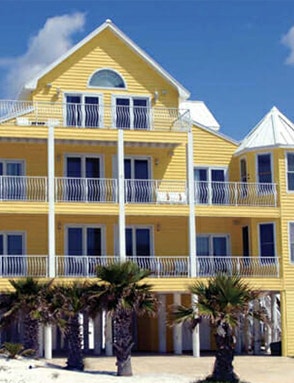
[[0, 100, 191, 132], [0, 176, 278, 208]]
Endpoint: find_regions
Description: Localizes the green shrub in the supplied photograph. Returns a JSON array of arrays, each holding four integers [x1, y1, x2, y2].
[[0, 342, 35, 359]]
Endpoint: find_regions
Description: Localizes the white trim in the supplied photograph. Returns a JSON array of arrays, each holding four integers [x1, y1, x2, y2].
[[64, 153, 104, 178], [23, 20, 190, 99], [196, 233, 231, 256], [258, 222, 276, 259], [87, 68, 127, 90], [64, 224, 106, 256]]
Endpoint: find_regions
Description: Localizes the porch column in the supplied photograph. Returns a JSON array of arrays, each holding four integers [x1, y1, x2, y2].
[[187, 130, 196, 277], [38, 324, 44, 357], [173, 293, 182, 354], [44, 325, 52, 359], [191, 294, 200, 357], [48, 122, 56, 277], [158, 294, 167, 353], [94, 313, 102, 355], [118, 129, 126, 262], [105, 312, 113, 356]]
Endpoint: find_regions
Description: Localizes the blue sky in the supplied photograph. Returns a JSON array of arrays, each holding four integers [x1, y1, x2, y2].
[[1, 0, 294, 141]]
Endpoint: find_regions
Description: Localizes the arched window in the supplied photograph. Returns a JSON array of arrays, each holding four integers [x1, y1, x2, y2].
[[89, 69, 125, 88]]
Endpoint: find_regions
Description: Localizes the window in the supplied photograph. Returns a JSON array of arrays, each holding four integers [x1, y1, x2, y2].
[[194, 167, 227, 204], [64, 155, 103, 202], [259, 223, 275, 262], [124, 158, 151, 203], [240, 158, 248, 197], [257, 153, 273, 194], [66, 226, 104, 276], [0, 160, 24, 200], [289, 223, 294, 263], [114, 97, 150, 130], [89, 69, 125, 88], [0, 232, 25, 276], [126, 227, 152, 269], [65, 94, 102, 128], [287, 153, 294, 191], [196, 234, 230, 275]]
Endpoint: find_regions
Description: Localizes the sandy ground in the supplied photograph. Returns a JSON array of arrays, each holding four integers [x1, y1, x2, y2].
[[0, 354, 293, 383]]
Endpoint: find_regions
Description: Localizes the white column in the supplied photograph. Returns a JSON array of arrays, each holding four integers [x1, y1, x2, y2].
[[94, 313, 102, 355], [48, 123, 55, 277], [173, 293, 182, 355], [187, 130, 196, 277], [44, 325, 52, 359], [191, 294, 200, 357], [158, 294, 167, 353], [118, 129, 126, 262], [105, 312, 113, 356]]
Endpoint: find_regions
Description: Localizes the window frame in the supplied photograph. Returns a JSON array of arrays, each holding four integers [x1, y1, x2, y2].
[[286, 152, 294, 192], [64, 224, 106, 256], [288, 222, 294, 263], [63, 92, 103, 128], [258, 222, 276, 260], [88, 68, 127, 90]]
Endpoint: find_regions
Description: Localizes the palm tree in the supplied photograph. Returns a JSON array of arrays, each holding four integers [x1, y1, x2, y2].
[[173, 274, 265, 383], [91, 261, 158, 377], [0, 277, 53, 356], [44, 282, 93, 371]]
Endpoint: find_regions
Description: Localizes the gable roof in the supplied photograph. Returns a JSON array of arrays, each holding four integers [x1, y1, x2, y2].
[[22, 19, 190, 100], [180, 100, 220, 131], [234, 106, 294, 155]]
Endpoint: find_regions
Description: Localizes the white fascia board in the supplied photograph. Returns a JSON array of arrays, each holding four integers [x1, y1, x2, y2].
[[23, 20, 190, 99]]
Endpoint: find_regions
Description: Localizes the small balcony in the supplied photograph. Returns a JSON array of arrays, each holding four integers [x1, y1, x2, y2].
[[0, 255, 280, 278], [0, 100, 191, 132]]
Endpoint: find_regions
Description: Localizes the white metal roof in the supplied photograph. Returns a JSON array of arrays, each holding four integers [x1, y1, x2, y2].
[[22, 19, 190, 100], [180, 100, 220, 131], [234, 106, 294, 155]]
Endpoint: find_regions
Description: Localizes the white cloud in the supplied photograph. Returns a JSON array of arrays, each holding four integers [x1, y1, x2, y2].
[[1, 12, 86, 98], [281, 26, 294, 65]]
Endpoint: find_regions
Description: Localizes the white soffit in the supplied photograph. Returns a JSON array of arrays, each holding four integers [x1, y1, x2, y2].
[[235, 106, 294, 155], [180, 100, 220, 131], [23, 19, 190, 100]]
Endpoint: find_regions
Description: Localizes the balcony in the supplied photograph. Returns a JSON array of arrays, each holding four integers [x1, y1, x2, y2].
[[0, 255, 280, 278], [0, 100, 191, 132], [195, 181, 277, 207], [0, 177, 278, 208]]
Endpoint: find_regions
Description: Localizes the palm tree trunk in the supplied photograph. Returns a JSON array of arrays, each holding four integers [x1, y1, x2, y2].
[[113, 308, 134, 376], [210, 325, 239, 383], [65, 314, 84, 371], [23, 315, 39, 357]]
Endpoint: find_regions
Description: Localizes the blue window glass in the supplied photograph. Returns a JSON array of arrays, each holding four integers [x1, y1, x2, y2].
[[68, 228, 83, 256], [260, 223, 275, 258]]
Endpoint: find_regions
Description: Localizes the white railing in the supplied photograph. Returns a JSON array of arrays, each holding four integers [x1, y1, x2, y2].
[[195, 181, 277, 207], [0, 256, 279, 278], [196, 256, 279, 278], [55, 178, 117, 202], [0, 176, 47, 201], [0, 255, 48, 277], [0, 100, 191, 132], [125, 179, 187, 204], [56, 256, 116, 277]]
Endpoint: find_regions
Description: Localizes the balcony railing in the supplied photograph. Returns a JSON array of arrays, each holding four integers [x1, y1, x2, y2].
[[0, 255, 279, 278], [0, 176, 47, 201], [55, 178, 117, 202], [195, 181, 277, 207], [0, 177, 279, 207], [0, 100, 191, 132], [125, 179, 187, 204], [0, 255, 48, 277]]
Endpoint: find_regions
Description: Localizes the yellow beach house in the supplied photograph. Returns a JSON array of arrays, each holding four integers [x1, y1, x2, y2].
[[0, 19, 290, 357]]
